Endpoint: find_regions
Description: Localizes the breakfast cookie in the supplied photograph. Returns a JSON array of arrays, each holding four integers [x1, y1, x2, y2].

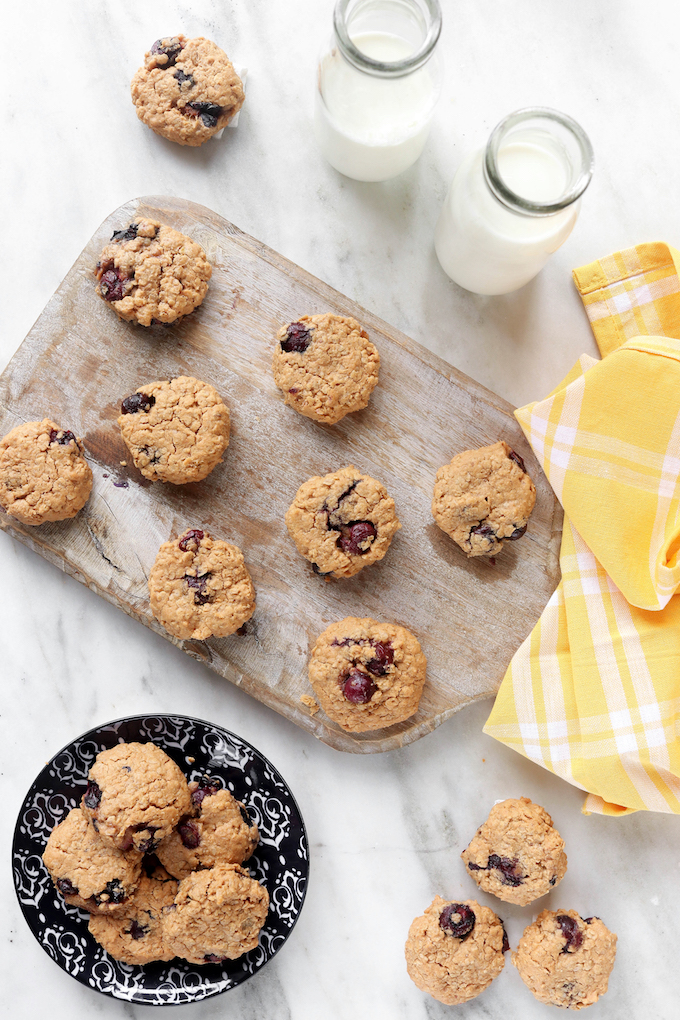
[[94, 218, 211, 326], [461, 797, 567, 906], [432, 441, 536, 557], [157, 778, 259, 880], [272, 314, 380, 424], [308, 617, 427, 732], [118, 376, 230, 484], [405, 896, 507, 1006], [513, 910, 617, 1009], [148, 528, 256, 641], [164, 864, 269, 964], [42, 807, 142, 914], [88, 858, 179, 964], [0, 419, 92, 526], [81, 742, 192, 854], [131, 36, 244, 146], [285, 465, 400, 578]]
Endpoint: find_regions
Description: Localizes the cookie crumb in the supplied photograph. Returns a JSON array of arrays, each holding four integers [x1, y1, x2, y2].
[[300, 695, 319, 715]]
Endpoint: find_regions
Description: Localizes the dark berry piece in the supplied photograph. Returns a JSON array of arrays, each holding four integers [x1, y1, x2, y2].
[[508, 525, 527, 541], [337, 520, 377, 555], [366, 641, 394, 676], [470, 522, 496, 540], [280, 321, 313, 353], [312, 562, 331, 577], [174, 69, 194, 86], [150, 37, 184, 67], [557, 914, 583, 953], [204, 954, 226, 963], [96, 879, 125, 905], [179, 529, 204, 552], [99, 266, 129, 302], [191, 777, 221, 808], [111, 223, 139, 243], [342, 668, 377, 704], [467, 862, 483, 872], [185, 101, 224, 128], [83, 780, 102, 810], [127, 919, 149, 940], [56, 877, 77, 896], [439, 902, 476, 940], [584, 916, 600, 924], [49, 429, 76, 446], [501, 923, 510, 953], [184, 573, 211, 605], [239, 803, 251, 826], [179, 818, 201, 849], [549, 875, 557, 887], [487, 854, 523, 887], [121, 392, 155, 415], [508, 450, 527, 473]]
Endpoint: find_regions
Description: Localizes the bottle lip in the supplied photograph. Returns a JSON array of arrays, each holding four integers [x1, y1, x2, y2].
[[333, 0, 442, 77], [483, 107, 595, 217]]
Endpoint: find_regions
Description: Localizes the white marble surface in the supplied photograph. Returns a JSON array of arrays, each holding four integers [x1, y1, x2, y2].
[[2, 1, 679, 1016]]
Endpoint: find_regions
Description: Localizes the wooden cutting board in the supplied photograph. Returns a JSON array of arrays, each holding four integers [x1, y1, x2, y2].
[[0, 196, 562, 753]]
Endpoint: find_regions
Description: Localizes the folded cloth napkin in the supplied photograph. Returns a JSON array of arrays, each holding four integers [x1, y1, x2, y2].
[[484, 243, 680, 816]]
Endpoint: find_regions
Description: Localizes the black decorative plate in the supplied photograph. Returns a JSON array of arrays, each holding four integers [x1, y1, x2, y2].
[[12, 715, 309, 1005]]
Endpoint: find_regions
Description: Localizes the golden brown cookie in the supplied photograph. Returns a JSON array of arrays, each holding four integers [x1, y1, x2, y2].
[[0, 419, 92, 526], [81, 742, 192, 854], [272, 314, 380, 424], [285, 465, 400, 578], [131, 36, 244, 146], [94, 218, 211, 326], [513, 910, 617, 1009], [117, 376, 230, 484], [461, 797, 567, 906], [164, 864, 269, 964], [148, 528, 256, 640], [42, 808, 142, 915], [308, 617, 427, 732], [432, 441, 536, 557], [405, 896, 507, 1005]]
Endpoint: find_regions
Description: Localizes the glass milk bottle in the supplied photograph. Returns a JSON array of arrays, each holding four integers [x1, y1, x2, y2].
[[435, 108, 594, 295], [314, 0, 442, 182]]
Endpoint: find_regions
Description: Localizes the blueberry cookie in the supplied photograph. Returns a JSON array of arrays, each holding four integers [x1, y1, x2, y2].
[[308, 617, 427, 732], [0, 419, 92, 526], [405, 896, 507, 1005], [94, 218, 211, 326], [432, 441, 536, 557], [148, 528, 256, 640], [164, 864, 269, 964], [81, 742, 192, 854], [157, 778, 259, 880], [131, 36, 244, 146], [88, 858, 179, 964], [118, 376, 230, 484], [42, 808, 142, 914], [461, 797, 567, 906], [272, 314, 380, 424], [513, 910, 617, 1009], [285, 465, 400, 578]]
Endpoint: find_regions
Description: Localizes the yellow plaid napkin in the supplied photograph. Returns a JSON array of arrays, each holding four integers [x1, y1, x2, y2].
[[484, 243, 680, 815]]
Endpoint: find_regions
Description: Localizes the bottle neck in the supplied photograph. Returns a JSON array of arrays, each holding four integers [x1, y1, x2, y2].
[[333, 0, 442, 78]]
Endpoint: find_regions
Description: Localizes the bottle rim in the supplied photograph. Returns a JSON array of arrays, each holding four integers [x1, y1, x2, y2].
[[483, 107, 595, 217], [333, 0, 442, 77]]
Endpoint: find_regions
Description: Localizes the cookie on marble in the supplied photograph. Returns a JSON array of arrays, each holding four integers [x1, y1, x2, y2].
[[88, 857, 179, 964], [0, 419, 92, 526], [42, 807, 142, 915], [513, 910, 617, 1009], [148, 528, 256, 641], [131, 35, 244, 146], [405, 896, 507, 1005], [157, 778, 259, 880], [461, 797, 567, 906], [308, 617, 427, 732], [285, 465, 400, 578], [81, 742, 192, 854], [272, 314, 380, 425], [164, 863, 269, 964], [94, 218, 211, 326], [118, 376, 230, 484], [432, 441, 536, 557]]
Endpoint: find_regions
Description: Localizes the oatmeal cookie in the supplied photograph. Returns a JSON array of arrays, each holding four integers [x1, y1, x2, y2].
[[405, 896, 507, 1005], [148, 528, 256, 640], [513, 910, 617, 1009], [432, 441, 536, 557], [94, 218, 211, 326], [131, 36, 244, 146], [157, 778, 259, 880], [308, 617, 427, 732], [88, 858, 179, 964], [461, 797, 567, 906], [42, 807, 142, 915], [272, 314, 380, 424], [164, 864, 269, 964], [81, 742, 192, 854], [285, 465, 400, 578], [0, 419, 92, 526], [118, 376, 230, 484]]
